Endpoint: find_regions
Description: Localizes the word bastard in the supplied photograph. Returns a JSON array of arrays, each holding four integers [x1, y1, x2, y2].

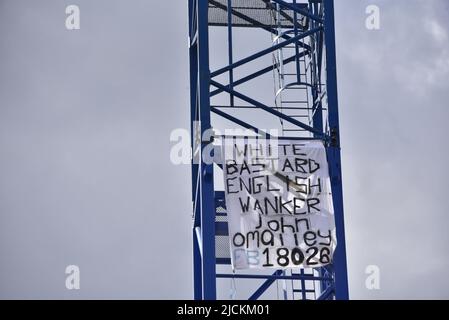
[[223, 140, 336, 269]]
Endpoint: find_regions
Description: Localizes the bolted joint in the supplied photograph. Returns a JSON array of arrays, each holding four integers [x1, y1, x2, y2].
[[330, 127, 339, 148]]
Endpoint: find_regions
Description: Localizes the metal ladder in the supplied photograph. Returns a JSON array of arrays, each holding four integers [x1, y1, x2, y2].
[[290, 268, 317, 300], [270, 1, 321, 300], [271, 1, 314, 138]]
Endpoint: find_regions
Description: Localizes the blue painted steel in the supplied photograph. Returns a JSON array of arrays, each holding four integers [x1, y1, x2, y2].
[[271, 0, 324, 23], [211, 107, 272, 138], [211, 80, 327, 138], [211, 27, 322, 78], [293, 0, 301, 83], [249, 270, 284, 300], [215, 222, 229, 236], [216, 273, 332, 282], [198, 0, 216, 300], [192, 230, 203, 299], [310, 0, 324, 135], [323, 0, 349, 300], [190, 0, 349, 301], [216, 258, 232, 265], [209, 0, 294, 41], [227, 0, 234, 107], [210, 54, 303, 97], [317, 285, 335, 300], [188, 0, 202, 300]]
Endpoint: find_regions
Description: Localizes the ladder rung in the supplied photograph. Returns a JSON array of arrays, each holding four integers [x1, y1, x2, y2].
[[212, 105, 320, 111], [284, 87, 307, 90], [277, 107, 315, 110], [292, 289, 316, 293], [283, 73, 307, 77], [281, 101, 308, 104], [291, 273, 316, 277]]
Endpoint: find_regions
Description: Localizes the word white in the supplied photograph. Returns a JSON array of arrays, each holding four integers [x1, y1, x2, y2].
[[66, 5, 80, 30], [65, 265, 80, 290]]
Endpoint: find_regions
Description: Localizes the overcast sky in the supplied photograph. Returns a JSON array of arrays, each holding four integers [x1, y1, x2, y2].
[[0, 0, 448, 299]]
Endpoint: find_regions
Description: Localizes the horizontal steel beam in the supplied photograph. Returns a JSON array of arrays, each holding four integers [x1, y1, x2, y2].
[[210, 80, 328, 138], [209, 0, 294, 41], [317, 285, 335, 300], [217, 273, 332, 281], [211, 107, 272, 138], [271, 0, 324, 23], [211, 26, 322, 78], [210, 53, 307, 97], [249, 270, 283, 300]]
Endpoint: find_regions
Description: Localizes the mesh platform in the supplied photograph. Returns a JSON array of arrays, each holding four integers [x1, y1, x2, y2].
[[208, 0, 308, 29], [215, 192, 231, 263], [215, 235, 231, 261]]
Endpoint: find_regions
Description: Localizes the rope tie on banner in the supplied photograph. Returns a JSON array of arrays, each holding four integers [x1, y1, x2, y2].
[[229, 269, 237, 299]]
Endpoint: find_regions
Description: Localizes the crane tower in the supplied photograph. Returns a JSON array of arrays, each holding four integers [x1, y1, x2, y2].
[[188, 0, 349, 300]]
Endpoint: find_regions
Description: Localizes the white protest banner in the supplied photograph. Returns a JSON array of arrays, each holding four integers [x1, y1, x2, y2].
[[222, 138, 336, 269]]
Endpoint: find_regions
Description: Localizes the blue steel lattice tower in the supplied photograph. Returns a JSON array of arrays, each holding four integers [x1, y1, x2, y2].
[[188, 0, 349, 300]]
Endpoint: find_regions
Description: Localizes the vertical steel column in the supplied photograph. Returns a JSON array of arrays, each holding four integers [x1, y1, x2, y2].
[[227, 0, 234, 107], [310, 0, 324, 134], [189, 0, 203, 300], [292, 0, 301, 83], [197, 0, 217, 300], [323, 0, 349, 300]]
